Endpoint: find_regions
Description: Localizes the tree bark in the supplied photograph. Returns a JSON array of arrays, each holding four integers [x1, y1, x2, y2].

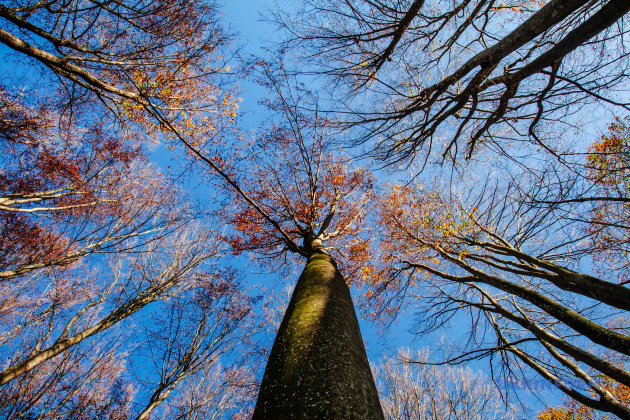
[[252, 250, 384, 419]]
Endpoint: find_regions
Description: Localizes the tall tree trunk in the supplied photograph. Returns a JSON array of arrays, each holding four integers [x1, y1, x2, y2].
[[253, 247, 384, 419]]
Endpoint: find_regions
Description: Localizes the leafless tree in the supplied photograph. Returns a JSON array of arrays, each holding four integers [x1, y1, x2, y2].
[[0, 226, 217, 385], [133, 271, 257, 420], [0, 88, 190, 283], [376, 350, 519, 420], [0, 227, 260, 419], [0, 339, 133, 419], [0, 3, 262, 418], [163, 364, 257, 420], [274, 0, 630, 165]]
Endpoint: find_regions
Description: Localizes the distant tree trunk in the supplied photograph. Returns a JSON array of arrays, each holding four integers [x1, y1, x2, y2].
[[253, 242, 384, 419]]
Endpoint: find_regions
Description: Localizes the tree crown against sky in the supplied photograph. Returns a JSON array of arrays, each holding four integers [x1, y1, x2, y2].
[[270, 0, 630, 415], [376, 349, 519, 420], [0, 0, 230, 105], [0, 2, 260, 418], [183, 68, 385, 418], [365, 117, 630, 418], [214, 72, 377, 281], [0, 80, 257, 418], [0, 0, 242, 170]]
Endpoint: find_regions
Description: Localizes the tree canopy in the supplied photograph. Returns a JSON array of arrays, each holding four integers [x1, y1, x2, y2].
[[2, 0, 630, 419]]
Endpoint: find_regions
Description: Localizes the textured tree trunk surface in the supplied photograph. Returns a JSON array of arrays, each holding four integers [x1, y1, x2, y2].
[[252, 251, 384, 419]]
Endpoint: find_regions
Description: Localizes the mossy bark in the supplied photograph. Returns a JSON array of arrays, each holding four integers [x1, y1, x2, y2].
[[252, 250, 384, 419]]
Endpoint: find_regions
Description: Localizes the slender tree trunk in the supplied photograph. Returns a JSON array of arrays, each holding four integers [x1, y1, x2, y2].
[[252, 247, 384, 419]]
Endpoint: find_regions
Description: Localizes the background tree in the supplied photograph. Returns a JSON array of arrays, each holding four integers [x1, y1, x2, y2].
[[0, 226, 223, 417], [274, 0, 630, 165], [377, 349, 519, 420], [162, 363, 257, 420], [370, 119, 630, 419], [132, 271, 257, 420], [0, 88, 177, 280], [0, 85, 255, 418], [0, 339, 133, 419], [0, 88, 194, 384]]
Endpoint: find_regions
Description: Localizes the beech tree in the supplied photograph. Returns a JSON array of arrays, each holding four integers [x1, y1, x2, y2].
[[161, 363, 257, 420], [0, 246, 256, 419], [274, 0, 630, 164], [183, 72, 384, 418], [0, 223, 223, 417], [0, 1, 261, 416], [0, 339, 133, 419], [371, 119, 630, 419], [0, 89, 177, 281]]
